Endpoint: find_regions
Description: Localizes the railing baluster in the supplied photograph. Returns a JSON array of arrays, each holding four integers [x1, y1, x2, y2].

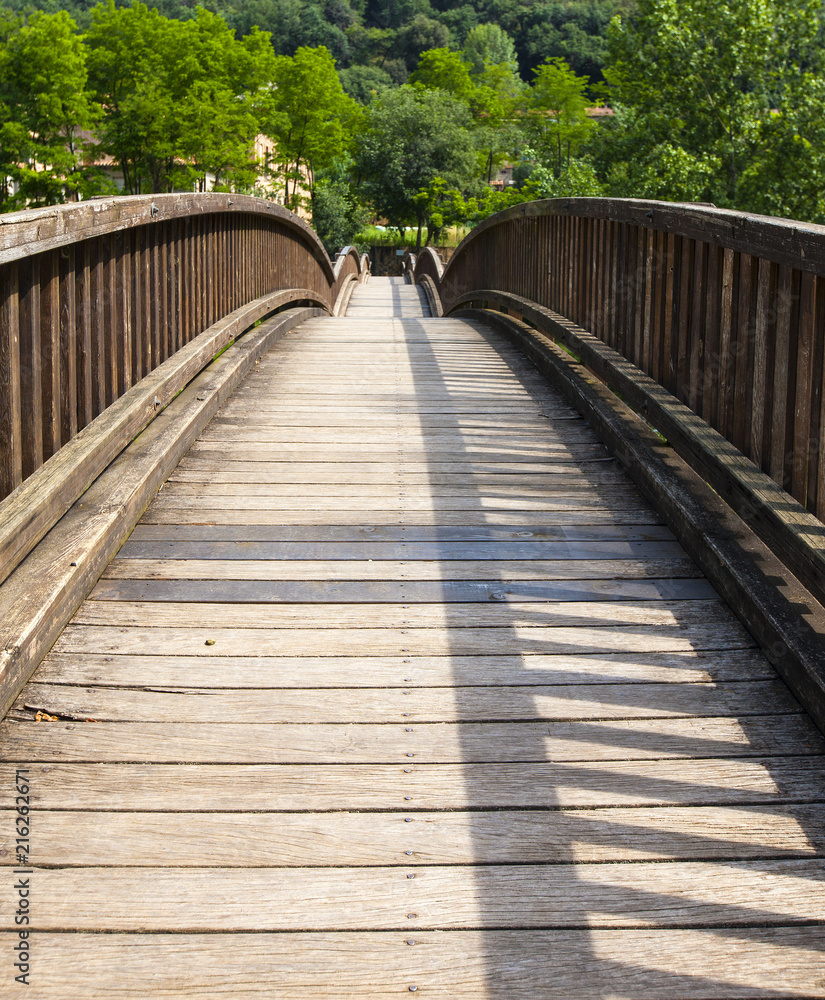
[[59, 245, 78, 443], [77, 242, 93, 430], [717, 248, 736, 440], [750, 258, 775, 469], [807, 277, 825, 518], [41, 250, 61, 459], [731, 253, 756, 454], [792, 270, 817, 502], [19, 258, 43, 479], [0, 261, 22, 496], [769, 266, 798, 488]]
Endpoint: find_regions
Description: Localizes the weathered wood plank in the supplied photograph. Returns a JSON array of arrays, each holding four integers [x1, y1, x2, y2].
[[180, 451, 614, 469], [16, 679, 796, 723], [2, 860, 824, 929], [1, 715, 819, 763], [0, 756, 825, 814], [186, 444, 613, 462], [54, 622, 757, 656], [191, 429, 602, 445], [3, 757, 823, 810], [6, 928, 825, 999], [115, 539, 685, 561], [169, 468, 629, 485], [7, 804, 824, 866], [103, 557, 702, 583], [88, 577, 717, 604], [70, 598, 738, 629], [125, 522, 675, 543], [32, 649, 773, 688], [139, 509, 665, 526], [156, 482, 639, 499]]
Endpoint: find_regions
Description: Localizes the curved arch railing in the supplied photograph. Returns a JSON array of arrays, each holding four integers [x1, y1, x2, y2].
[[0, 193, 368, 582], [409, 198, 825, 608]]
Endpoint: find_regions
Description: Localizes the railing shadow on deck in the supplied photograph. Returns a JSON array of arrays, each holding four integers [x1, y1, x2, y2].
[[399, 312, 825, 998], [405, 198, 825, 733]]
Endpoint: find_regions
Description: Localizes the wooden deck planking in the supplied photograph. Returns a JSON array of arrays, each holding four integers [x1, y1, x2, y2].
[[5, 929, 825, 999], [1, 277, 823, 997], [3, 757, 824, 809]]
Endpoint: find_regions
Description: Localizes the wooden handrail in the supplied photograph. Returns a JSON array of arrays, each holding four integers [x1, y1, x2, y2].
[[0, 193, 367, 583], [410, 197, 825, 602]]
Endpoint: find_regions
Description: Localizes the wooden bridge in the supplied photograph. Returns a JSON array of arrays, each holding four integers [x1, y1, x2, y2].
[[0, 194, 824, 996]]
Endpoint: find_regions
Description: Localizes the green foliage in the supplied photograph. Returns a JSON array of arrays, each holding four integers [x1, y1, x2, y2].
[[263, 45, 362, 210], [525, 57, 595, 177], [603, 0, 825, 214], [356, 84, 478, 245], [0, 9, 102, 208]]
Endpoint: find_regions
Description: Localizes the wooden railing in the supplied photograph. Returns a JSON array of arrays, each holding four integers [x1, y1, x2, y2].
[[0, 193, 367, 585], [408, 198, 825, 605], [0, 193, 365, 501], [417, 199, 825, 515]]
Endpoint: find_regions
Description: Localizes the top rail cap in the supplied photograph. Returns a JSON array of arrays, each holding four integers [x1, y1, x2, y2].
[[0, 193, 334, 275], [444, 197, 825, 278]]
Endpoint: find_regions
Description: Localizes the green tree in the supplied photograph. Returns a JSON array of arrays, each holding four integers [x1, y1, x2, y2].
[[471, 57, 524, 183], [85, 1, 173, 193], [409, 47, 476, 103], [409, 44, 523, 185], [526, 56, 594, 177], [263, 45, 362, 210], [604, 0, 824, 210], [312, 160, 369, 252], [356, 84, 478, 247], [463, 22, 518, 76], [0, 10, 103, 207]]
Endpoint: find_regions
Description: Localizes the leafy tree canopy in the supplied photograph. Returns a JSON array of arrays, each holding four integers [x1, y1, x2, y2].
[[601, 0, 825, 216], [356, 84, 478, 244], [264, 44, 363, 209]]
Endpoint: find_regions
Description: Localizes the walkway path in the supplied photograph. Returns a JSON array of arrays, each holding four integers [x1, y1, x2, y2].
[[1, 277, 824, 996]]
